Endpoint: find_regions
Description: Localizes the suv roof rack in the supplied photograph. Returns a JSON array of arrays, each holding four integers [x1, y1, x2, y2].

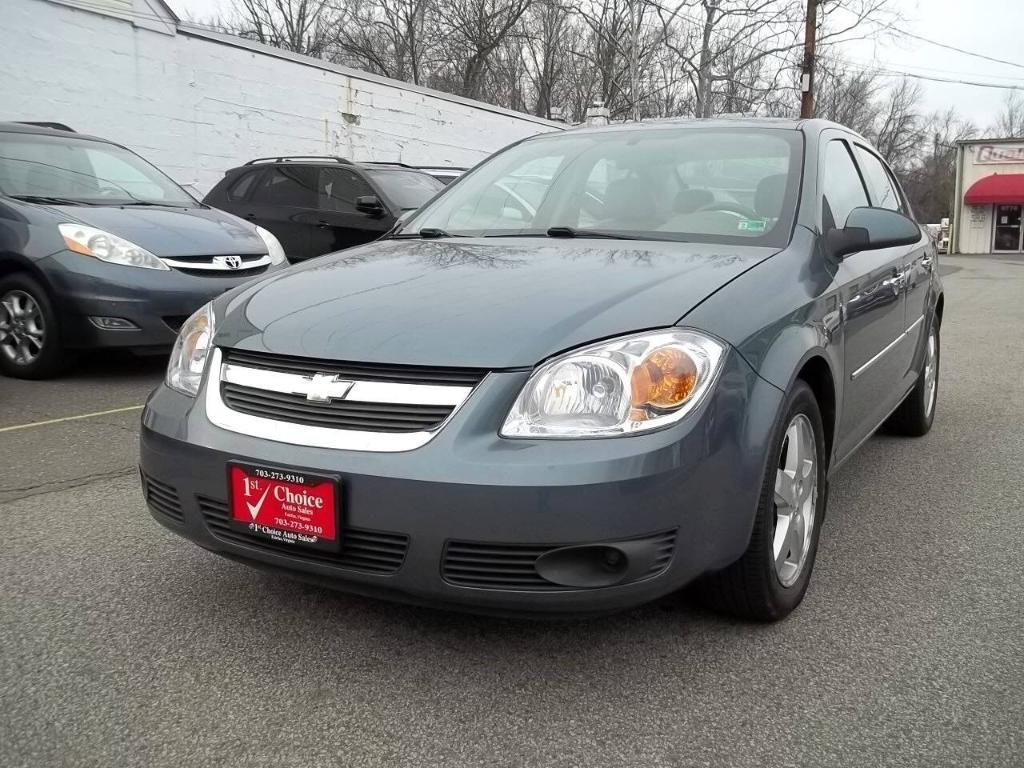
[[359, 161, 413, 168], [244, 156, 352, 166], [16, 121, 75, 132]]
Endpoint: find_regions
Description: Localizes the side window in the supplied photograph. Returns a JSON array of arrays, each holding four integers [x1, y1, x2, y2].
[[854, 146, 902, 211], [226, 170, 259, 201], [250, 166, 317, 208], [821, 140, 869, 230], [319, 168, 373, 213]]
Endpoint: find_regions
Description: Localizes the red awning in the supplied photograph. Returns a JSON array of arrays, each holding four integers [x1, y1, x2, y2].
[[964, 174, 1024, 205]]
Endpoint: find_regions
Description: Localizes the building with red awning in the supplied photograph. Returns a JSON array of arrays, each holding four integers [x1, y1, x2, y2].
[[952, 139, 1024, 254]]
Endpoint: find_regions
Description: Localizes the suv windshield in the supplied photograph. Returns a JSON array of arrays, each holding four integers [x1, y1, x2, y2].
[[366, 169, 444, 210], [405, 127, 801, 245], [0, 132, 195, 206]]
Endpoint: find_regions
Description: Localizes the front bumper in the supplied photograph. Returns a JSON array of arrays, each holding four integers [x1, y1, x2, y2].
[[41, 250, 284, 351], [139, 348, 783, 616]]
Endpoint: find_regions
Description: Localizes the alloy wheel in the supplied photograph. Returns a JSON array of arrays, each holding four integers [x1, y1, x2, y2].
[[772, 413, 818, 588], [0, 289, 46, 366], [923, 328, 938, 419]]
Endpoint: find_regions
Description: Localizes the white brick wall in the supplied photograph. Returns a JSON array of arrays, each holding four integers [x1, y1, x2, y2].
[[0, 0, 563, 193]]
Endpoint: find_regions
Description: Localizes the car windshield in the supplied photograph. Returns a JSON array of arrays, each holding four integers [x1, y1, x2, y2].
[[0, 132, 195, 206], [366, 169, 444, 210], [404, 127, 801, 245]]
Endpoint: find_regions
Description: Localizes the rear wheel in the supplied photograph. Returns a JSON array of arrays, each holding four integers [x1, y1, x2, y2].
[[0, 274, 67, 379], [885, 320, 939, 437], [695, 380, 827, 621]]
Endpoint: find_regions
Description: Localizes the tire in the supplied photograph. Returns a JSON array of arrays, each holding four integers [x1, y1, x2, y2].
[[0, 273, 68, 379], [695, 380, 827, 621], [885, 319, 939, 437]]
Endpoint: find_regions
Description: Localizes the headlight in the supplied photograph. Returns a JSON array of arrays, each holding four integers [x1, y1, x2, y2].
[[255, 225, 287, 265], [59, 223, 168, 270], [166, 303, 215, 396], [501, 329, 726, 438]]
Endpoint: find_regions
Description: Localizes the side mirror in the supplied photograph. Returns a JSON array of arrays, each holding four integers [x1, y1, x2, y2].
[[826, 207, 921, 260], [356, 195, 385, 216]]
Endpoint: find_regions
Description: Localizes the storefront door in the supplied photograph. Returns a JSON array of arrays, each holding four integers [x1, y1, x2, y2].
[[993, 204, 1023, 251]]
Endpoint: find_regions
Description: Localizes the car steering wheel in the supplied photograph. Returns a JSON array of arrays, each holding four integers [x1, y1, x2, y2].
[[696, 201, 760, 219]]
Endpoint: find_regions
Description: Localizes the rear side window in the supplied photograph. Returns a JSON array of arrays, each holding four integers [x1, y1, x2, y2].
[[226, 170, 259, 201], [821, 140, 869, 229], [853, 146, 902, 212], [319, 168, 374, 213], [250, 166, 317, 208]]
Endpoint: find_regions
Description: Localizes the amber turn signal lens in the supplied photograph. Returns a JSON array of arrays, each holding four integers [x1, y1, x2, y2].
[[630, 346, 699, 410]]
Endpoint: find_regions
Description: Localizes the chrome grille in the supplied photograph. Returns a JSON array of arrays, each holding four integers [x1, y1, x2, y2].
[[205, 348, 484, 451], [222, 348, 486, 386], [162, 254, 271, 277], [221, 382, 453, 432]]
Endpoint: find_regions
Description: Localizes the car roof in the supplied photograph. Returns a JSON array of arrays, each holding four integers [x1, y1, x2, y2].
[[226, 157, 441, 174], [0, 121, 112, 144], [546, 116, 865, 141]]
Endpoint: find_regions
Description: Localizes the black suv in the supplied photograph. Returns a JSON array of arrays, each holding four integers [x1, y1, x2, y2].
[[203, 157, 445, 261]]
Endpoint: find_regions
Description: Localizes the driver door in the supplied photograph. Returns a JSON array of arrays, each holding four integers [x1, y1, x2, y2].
[[822, 138, 909, 459]]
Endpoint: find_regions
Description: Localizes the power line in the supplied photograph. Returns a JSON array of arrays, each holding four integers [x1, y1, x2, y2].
[[891, 26, 1024, 73]]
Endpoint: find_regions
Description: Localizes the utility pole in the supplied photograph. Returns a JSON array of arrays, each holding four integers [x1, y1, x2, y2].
[[800, 0, 818, 119]]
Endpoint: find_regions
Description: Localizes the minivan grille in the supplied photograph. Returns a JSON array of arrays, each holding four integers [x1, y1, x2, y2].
[[198, 497, 409, 574], [222, 348, 487, 387], [221, 383, 453, 433], [442, 531, 677, 591], [165, 254, 269, 277]]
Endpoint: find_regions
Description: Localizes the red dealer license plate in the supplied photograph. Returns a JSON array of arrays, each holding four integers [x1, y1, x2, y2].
[[228, 463, 339, 552]]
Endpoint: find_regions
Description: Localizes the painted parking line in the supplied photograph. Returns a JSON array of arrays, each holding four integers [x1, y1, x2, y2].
[[0, 404, 144, 434]]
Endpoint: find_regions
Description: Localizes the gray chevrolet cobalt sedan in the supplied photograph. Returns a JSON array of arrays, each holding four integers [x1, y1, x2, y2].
[[140, 119, 942, 621]]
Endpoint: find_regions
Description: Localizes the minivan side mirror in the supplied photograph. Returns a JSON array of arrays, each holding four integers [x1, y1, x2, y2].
[[825, 207, 922, 260], [356, 195, 385, 216]]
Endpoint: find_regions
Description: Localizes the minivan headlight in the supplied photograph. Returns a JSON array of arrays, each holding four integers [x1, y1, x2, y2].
[[500, 329, 726, 438], [59, 223, 168, 270], [166, 303, 215, 396], [255, 225, 287, 265]]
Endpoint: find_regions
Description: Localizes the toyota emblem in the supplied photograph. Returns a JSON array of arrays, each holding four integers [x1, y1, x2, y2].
[[214, 255, 244, 270]]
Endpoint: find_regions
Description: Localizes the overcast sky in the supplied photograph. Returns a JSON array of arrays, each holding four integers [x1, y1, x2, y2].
[[166, 0, 1023, 132]]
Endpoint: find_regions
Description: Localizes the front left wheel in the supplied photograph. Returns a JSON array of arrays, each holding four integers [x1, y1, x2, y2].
[[695, 380, 827, 621], [0, 274, 67, 379]]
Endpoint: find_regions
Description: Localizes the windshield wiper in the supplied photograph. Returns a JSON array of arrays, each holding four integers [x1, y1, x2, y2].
[[114, 200, 180, 207], [393, 227, 467, 239], [8, 194, 94, 206], [546, 226, 671, 241]]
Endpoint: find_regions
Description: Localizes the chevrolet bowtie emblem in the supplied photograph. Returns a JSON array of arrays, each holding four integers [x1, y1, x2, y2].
[[305, 373, 355, 403]]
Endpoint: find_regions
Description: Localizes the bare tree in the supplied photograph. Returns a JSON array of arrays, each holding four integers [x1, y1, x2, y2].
[[432, 0, 535, 100], [332, 0, 435, 84], [230, 0, 338, 56], [993, 92, 1024, 138]]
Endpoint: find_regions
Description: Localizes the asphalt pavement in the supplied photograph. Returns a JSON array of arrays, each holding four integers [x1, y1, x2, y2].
[[1, 255, 1022, 767]]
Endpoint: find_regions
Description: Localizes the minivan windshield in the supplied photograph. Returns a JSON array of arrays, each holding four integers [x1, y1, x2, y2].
[[0, 132, 195, 206], [403, 127, 801, 246]]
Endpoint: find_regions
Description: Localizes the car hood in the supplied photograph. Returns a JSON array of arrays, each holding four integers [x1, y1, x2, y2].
[[216, 237, 778, 368], [58, 205, 265, 257]]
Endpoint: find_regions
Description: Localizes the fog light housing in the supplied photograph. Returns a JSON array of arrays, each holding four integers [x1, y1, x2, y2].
[[89, 316, 139, 331]]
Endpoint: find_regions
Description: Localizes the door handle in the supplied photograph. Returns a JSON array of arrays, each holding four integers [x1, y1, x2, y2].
[[316, 221, 330, 229], [920, 256, 934, 270]]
